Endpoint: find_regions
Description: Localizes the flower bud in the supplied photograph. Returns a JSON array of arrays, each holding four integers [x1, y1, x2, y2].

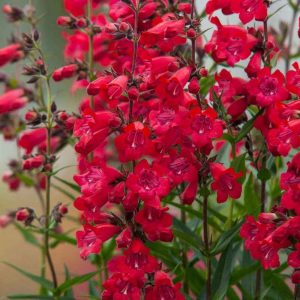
[[178, 3, 191, 14], [57, 16, 72, 27], [188, 77, 200, 94], [199, 67, 208, 77], [16, 207, 34, 225], [292, 271, 300, 284], [187, 28, 196, 39]]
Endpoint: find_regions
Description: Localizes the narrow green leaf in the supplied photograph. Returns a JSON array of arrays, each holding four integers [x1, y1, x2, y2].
[[14, 223, 40, 248], [3, 262, 53, 290], [15, 173, 35, 186], [53, 176, 80, 193], [267, 4, 288, 20], [243, 173, 260, 216], [55, 271, 97, 295], [210, 221, 242, 256], [212, 242, 241, 300], [173, 218, 205, 253], [51, 183, 76, 201], [89, 280, 100, 297], [63, 265, 74, 297], [263, 270, 293, 299], [236, 110, 263, 143], [8, 296, 53, 299], [231, 153, 247, 183]]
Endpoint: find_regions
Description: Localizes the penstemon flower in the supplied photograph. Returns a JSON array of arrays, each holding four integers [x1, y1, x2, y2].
[[0, 0, 300, 299]]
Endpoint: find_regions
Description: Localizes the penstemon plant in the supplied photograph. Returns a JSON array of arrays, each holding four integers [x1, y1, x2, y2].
[[1, 0, 300, 299]]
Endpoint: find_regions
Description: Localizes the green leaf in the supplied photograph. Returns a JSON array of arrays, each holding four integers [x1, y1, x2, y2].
[[14, 223, 40, 248], [172, 218, 205, 253], [257, 168, 271, 182], [101, 238, 116, 263], [243, 173, 260, 216], [267, 4, 288, 20], [50, 234, 77, 248], [210, 221, 242, 256], [200, 75, 215, 96], [231, 153, 247, 183], [51, 183, 76, 201], [230, 262, 259, 284], [15, 173, 35, 186], [8, 296, 73, 300], [55, 271, 97, 295], [212, 242, 241, 300], [63, 265, 74, 297], [8, 296, 53, 299], [53, 176, 80, 193], [89, 280, 100, 297], [263, 270, 293, 299], [235, 110, 263, 143], [49, 165, 76, 176], [146, 242, 182, 270], [3, 262, 53, 290]]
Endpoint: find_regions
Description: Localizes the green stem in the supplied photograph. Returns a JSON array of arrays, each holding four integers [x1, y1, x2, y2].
[[44, 78, 58, 289], [295, 283, 300, 300], [203, 194, 211, 300], [181, 209, 189, 294], [87, 0, 95, 109]]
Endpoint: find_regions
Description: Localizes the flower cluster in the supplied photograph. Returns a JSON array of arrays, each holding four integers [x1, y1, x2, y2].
[[1, 0, 300, 298]]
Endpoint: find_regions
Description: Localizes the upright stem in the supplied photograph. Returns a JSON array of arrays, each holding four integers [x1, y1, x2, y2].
[[255, 155, 267, 299], [203, 193, 211, 300], [191, 0, 196, 65], [181, 209, 189, 294], [285, 0, 300, 72], [263, 19, 270, 66], [295, 283, 300, 300], [44, 78, 58, 289], [129, 5, 139, 122], [87, 0, 95, 110]]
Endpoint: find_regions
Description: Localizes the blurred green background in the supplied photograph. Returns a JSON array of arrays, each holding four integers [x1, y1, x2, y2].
[[0, 1, 92, 298]]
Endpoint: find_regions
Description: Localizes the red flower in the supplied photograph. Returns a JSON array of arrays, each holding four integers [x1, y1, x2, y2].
[[286, 62, 300, 96], [0, 43, 23, 67], [76, 224, 120, 259], [18, 128, 47, 154], [288, 243, 300, 268], [115, 122, 154, 163], [74, 163, 122, 209], [2, 172, 21, 191], [212, 69, 248, 119], [189, 107, 224, 154], [245, 51, 262, 78], [210, 163, 242, 203], [206, 0, 232, 15], [108, 239, 159, 274], [145, 271, 185, 300], [126, 159, 170, 203], [52, 64, 78, 82], [247, 67, 289, 107], [280, 153, 300, 214], [231, 0, 267, 24], [135, 205, 173, 242], [63, 0, 101, 17], [140, 18, 186, 52], [23, 155, 45, 170], [102, 271, 144, 300], [154, 67, 191, 108], [205, 17, 257, 66], [0, 89, 28, 114]]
